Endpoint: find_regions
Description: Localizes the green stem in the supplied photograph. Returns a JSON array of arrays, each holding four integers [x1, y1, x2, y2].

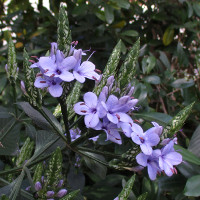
[[69, 115, 84, 129], [11, 82, 18, 117], [57, 97, 71, 143], [77, 147, 121, 158]]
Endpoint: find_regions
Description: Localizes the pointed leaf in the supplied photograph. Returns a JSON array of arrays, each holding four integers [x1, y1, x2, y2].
[[57, 3, 71, 54], [93, 40, 122, 95], [45, 147, 62, 187], [184, 175, 200, 197], [118, 175, 136, 200], [16, 137, 34, 167], [117, 38, 140, 90], [162, 102, 195, 138], [162, 27, 174, 46], [6, 38, 18, 82], [33, 163, 43, 183], [188, 125, 200, 158], [0, 116, 21, 155], [60, 189, 80, 200], [137, 192, 148, 200], [23, 49, 42, 107]]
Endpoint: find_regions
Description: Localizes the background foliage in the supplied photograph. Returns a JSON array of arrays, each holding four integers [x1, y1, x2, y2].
[[0, 0, 200, 199]]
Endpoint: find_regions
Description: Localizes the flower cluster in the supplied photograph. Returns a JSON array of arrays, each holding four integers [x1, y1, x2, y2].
[[33, 178, 67, 199], [74, 76, 138, 144], [73, 76, 182, 180], [30, 42, 100, 97]]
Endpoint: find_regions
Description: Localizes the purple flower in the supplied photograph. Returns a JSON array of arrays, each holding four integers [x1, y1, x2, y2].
[[35, 181, 42, 191], [74, 92, 103, 128], [46, 191, 55, 198], [136, 150, 161, 180], [131, 123, 160, 155], [34, 75, 63, 97], [151, 122, 163, 136], [57, 180, 64, 188], [101, 95, 138, 124], [70, 128, 81, 141], [94, 117, 122, 145], [39, 50, 75, 82], [157, 140, 182, 176], [89, 135, 99, 142], [56, 189, 67, 198], [73, 49, 100, 83]]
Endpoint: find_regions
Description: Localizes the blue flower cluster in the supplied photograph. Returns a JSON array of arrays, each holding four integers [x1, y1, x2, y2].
[[74, 76, 182, 180], [30, 42, 100, 97]]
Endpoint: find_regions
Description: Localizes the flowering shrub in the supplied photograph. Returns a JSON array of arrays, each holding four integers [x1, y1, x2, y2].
[[0, 3, 197, 200]]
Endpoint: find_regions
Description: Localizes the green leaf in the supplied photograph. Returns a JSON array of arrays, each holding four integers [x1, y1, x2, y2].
[[54, 81, 82, 119], [159, 51, 170, 69], [23, 48, 42, 107], [186, 1, 193, 18], [162, 102, 195, 138], [60, 190, 80, 200], [93, 40, 122, 95], [144, 75, 161, 85], [193, 2, 200, 17], [137, 192, 148, 200], [33, 163, 43, 183], [117, 38, 140, 90], [6, 38, 18, 82], [16, 137, 34, 167], [118, 175, 136, 200], [9, 171, 25, 200], [57, 3, 71, 54], [113, 0, 130, 9], [105, 4, 114, 24], [45, 147, 62, 187], [184, 175, 200, 197], [174, 145, 200, 165], [142, 56, 156, 74], [134, 112, 172, 126], [188, 125, 200, 158], [82, 152, 107, 179], [177, 42, 188, 66], [171, 78, 194, 88], [0, 116, 21, 155], [162, 27, 174, 46], [0, 195, 9, 200], [18, 102, 62, 133], [120, 30, 139, 37]]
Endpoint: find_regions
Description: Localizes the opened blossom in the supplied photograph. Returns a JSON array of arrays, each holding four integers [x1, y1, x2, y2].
[[72, 49, 100, 83], [136, 150, 161, 180], [131, 123, 160, 155], [74, 92, 105, 128], [34, 76, 63, 97]]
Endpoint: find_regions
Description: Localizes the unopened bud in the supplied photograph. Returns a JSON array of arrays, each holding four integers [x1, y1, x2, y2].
[[56, 189, 67, 198], [35, 181, 42, 191], [41, 176, 44, 183], [46, 191, 55, 198], [20, 80, 27, 94], [25, 186, 31, 191], [57, 180, 64, 188]]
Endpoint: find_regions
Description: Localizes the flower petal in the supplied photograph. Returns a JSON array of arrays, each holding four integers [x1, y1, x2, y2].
[[106, 129, 122, 145], [48, 84, 63, 97], [84, 92, 97, 108], [74, 102, 89, 115], [107, 113, 118, 124], [34, 77, 49, 88], [84, 113, 99, 128], [145, 133, 160, 147], [39, 57, 56, 71], [73, 71, 85, 83], [147, 163, 158, 180], [141, 143, 152, 155], [136, 153, 148, 167], [106, 95, 118, 110], [59, 70, 74, 82], [164, 152, 182, 166], [61, 56, 77, 70]]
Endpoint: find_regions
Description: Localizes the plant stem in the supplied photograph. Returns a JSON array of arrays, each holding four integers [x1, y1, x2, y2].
[[57, 97, 71, 143], [77, 147, 121, 158], [11, 82, 18, 117], [69, 115, 84, 129]]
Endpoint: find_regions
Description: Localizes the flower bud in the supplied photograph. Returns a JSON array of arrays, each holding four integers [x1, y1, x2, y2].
[[57, 180, 64, 188], [46, 191, 55, 198], [25, 186, 31, 191], [20, 81, 27, 95], [56, 189, 67, 198], [41, 176, 44, 183], [35, 181, 42, 191]]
